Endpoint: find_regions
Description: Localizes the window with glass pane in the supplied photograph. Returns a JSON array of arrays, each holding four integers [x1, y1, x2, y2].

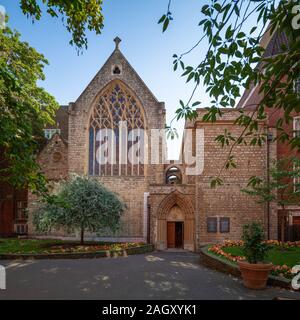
[[293, 117, 300, 138], [44, 128, 61, 140], [220, 217, 230, 233], [15, 201, 27, 221], [294, 162, 300, 192], [295, 76, 300, 96], [207, 217, 217, 233]]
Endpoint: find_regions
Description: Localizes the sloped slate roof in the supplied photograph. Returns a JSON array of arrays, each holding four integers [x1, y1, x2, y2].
[[237, 29, 289, 109]]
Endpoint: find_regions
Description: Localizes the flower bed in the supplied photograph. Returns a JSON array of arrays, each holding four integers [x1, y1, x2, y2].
[[46, 242, 144, 254], [0, 238, 148, 256], [208, 240, 300, 280]]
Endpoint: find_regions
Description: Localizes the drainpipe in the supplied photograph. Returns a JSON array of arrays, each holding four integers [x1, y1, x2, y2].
[[143, 192, 150, 243], [267, 131, 273, 240], [147, 204, 151, 244]]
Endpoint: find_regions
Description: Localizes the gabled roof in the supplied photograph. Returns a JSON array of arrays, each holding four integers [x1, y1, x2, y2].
[[237, 28, 289, 110], [45, 105, 69, 141], [74, 37, 161, 110], [39, 131, 68, 152]]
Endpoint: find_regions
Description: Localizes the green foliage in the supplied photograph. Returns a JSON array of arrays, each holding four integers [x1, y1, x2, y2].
[[242, 157, 300, 209], [0, 25, 59, 194], [222, 245, 300, 270], [0, 238, 64, 254], [1, 0, 104, 192], [19, 0, 104, 50], [165, 125, 179, 140], [0, 238, 142, 254], [158, 0, 173, 33], [33, 176, 126, 243], [159, 0, 300, 186], [210, 176, 223, 188], [242, 222, 270, 264]]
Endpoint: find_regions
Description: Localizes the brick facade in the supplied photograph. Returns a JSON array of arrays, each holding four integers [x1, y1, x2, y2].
[[0, 148, 27, 236], [237, 29, 300, 241], [190, 110, 270, 245], [25, 38, 283, 250], [37, 133, 68, 181]]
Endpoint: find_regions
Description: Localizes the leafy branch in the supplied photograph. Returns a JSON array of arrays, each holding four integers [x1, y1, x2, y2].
[[159, 0, 300, 186]]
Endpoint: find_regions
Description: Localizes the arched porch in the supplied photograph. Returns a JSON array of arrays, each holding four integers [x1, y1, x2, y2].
[[155, 191, 195, 251]]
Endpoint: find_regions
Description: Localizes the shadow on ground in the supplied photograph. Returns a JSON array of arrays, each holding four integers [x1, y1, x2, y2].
[[0, 252, 299, 300]]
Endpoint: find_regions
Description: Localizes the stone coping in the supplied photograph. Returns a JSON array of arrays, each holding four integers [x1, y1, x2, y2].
[[199, 245, 293, 290], [0, 244, 154, 260]]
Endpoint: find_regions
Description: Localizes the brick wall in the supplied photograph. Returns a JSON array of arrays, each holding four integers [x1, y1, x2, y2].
[[191, 109, 270, 246], [37, 133, 68, 181]]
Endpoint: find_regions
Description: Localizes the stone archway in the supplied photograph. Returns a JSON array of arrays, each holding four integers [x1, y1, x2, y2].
[[156, 191, 195, 251]]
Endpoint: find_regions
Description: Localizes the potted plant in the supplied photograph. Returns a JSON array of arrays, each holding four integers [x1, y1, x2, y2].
[[238, 222, 272, 290]]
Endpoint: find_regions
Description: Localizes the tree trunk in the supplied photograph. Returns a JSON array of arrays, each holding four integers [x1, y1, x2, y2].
[[80, 228, 84, 245], [281, 206, 286, 242]]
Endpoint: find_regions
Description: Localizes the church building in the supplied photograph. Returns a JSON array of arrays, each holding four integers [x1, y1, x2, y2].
[[23, 36, 274, 252], [4, 31, 300, 251]]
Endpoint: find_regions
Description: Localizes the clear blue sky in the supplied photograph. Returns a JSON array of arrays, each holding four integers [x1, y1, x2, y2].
[[1, 0, 259, 159]]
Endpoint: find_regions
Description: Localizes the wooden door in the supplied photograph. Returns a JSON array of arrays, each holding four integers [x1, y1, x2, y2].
[[0, 200, 14, 235], [157, 219, 167, 250], [175, 222, 183, 248], [167, 222, 175, 248], [184, 219, 195, 251]]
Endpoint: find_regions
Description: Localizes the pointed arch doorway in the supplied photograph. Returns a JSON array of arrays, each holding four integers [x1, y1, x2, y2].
[[167, 205, 184, 249], [156, 191, 195, 251]]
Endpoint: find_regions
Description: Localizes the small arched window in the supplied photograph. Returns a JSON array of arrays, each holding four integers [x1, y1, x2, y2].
[[112, 65, 122, 75], [166, 166, 182, 185]]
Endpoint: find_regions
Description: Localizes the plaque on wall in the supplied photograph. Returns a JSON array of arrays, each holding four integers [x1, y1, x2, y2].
[[220, 217, 230, 233], [207, 217, 217, 233]]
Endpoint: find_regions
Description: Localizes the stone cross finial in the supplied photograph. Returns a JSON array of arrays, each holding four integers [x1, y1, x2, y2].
[[114, 37, 122, 49]]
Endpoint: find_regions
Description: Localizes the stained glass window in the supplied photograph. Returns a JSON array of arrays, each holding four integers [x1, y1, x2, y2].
[[89, 81, 146, 176]]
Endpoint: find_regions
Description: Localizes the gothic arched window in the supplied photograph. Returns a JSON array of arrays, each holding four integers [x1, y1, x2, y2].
[[89, 81, 146, 176]]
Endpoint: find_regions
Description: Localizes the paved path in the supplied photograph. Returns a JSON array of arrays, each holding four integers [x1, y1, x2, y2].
[[0, 252, 299, 300]]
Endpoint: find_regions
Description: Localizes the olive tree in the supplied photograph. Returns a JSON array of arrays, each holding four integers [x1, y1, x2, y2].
[[33, 176, 126, 244]]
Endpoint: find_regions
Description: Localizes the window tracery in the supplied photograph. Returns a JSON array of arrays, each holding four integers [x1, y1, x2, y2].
[[89, 81, 146, 176]]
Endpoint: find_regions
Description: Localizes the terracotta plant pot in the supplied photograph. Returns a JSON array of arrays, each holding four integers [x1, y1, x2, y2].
[[238, 260, 273, 290]]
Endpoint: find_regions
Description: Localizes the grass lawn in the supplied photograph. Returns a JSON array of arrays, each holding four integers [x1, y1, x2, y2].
[[0, 238, 142, 254], [222, 245, 300, 268]]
